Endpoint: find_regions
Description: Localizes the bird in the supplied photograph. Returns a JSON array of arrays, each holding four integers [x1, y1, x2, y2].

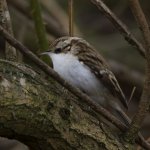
[[41, 36, 129, 125]]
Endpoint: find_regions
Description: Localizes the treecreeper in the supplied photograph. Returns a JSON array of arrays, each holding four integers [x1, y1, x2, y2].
[[41, 36, 129, 126]]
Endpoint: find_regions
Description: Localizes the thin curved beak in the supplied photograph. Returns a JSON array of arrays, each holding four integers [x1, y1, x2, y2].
[[38, 51, 51, 57], [38, 52, 47, 56]]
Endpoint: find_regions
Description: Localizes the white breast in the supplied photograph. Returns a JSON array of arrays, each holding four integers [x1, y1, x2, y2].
[[49, 53, 104, 100], [47, 52, 125, 124]]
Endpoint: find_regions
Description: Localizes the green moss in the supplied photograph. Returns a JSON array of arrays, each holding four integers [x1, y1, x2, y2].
[[0, 60, 133, 149]]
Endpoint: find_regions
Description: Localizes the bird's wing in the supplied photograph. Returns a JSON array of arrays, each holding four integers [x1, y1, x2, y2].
[[78, 47, 128, 109], [98, 68, 128, 109]]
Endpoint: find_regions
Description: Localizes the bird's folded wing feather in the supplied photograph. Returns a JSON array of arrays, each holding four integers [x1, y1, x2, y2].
[[78, 47, 128, 109]]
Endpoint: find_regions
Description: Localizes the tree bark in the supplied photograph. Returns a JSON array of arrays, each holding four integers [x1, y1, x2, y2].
[[0, 59, 129, 150], [0, 0, 17, 61]]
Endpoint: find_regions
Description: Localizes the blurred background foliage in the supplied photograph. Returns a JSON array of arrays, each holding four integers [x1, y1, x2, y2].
[[6, 0, 150, 138], [8, 0, 149, 71]]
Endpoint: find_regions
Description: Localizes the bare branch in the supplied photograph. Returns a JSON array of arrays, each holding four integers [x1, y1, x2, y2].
[[90, 0, 146, 58], [128, 86, 136, 105], [0, 25, 149, 149], [124, 0, 150, 143]]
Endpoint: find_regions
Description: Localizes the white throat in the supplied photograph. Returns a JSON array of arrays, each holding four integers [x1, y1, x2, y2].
[[48, 52, 104, 100]]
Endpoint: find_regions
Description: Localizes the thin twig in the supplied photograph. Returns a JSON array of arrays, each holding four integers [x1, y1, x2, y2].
[[128, 86, 136, 105], [68, 0, 74, 36], [0, 26, 149, 149], [90, 0, 146, 58], [124, 0, 150, 143], [30, 0, 49, 52]]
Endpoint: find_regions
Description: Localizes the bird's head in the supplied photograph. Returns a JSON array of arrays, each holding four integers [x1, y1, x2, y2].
[[40, 36, 92, 57]]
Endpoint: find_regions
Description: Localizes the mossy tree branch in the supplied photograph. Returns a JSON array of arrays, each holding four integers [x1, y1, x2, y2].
[[0, 58, 129, 150]]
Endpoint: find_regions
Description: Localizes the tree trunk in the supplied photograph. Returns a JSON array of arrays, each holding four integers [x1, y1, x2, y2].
[[0, 59, 131, 150]]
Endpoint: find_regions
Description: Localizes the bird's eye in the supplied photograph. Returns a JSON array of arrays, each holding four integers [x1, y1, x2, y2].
[[64, 44, 71, 51], [54, 48, 61, 54], [67, 45, 71, 51]]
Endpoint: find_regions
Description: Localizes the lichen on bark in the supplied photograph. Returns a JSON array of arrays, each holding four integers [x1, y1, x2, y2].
[[0, 59, 129, 150]]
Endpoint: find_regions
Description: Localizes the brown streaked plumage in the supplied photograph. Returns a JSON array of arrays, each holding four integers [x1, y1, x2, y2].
[[77, 45, 127, 109], [49, 36, 128, 109], [42, 36, 129, 125]]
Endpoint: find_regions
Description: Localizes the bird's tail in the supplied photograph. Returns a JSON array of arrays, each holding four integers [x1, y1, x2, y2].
[[115, 108, 150, 148], [115, 108, 130, 126]]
